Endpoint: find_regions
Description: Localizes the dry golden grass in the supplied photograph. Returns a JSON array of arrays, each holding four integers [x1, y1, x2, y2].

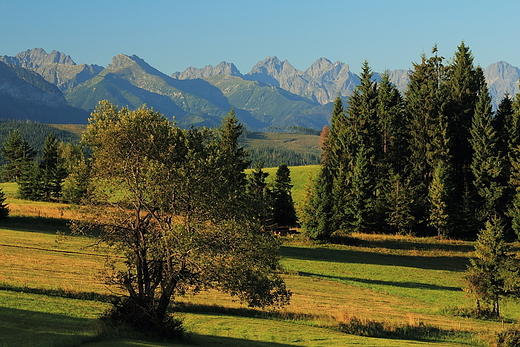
[[1, 181, 516, 346]]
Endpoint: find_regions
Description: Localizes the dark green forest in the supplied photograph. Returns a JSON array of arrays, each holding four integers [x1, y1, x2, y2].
[[301, 43, 520, 242], [0, 121, 80, 165]]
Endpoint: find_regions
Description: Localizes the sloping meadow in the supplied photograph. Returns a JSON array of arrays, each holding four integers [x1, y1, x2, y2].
[[1, 181, 519, 346]]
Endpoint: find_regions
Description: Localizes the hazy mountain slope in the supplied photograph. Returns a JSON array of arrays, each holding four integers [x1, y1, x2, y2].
[[243, 56, 359, 105], [205, 74, 325, 125], [172, 61, 242, 79], [0, 48, 103, 91], [484, 61, 520, 108], [0, 61, 88, 123], [66, 54, 267, 129]]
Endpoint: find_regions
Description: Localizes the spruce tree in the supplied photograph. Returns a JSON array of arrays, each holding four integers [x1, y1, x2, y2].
[[470, 75, 507, 224], [40, 134, 66, 201], [376, 71, 406, 175], [464, 216, 520, 318], [428, 162, 453, 238], [215, 108, 251, 219], [322, 96, 349, 233], [247, 162, 274, 230], [446, 42, 480, 237], [272, 164, 297, 227], [17, 161, 42, 200], [300, 168, 333, 239], [340, 62, 380, 232], [343, 145, 375, 233], [0, 188, 9, 219], [0, 129, 36, 182], [405, 46, 449, 233], [386, 172, 416, 235]]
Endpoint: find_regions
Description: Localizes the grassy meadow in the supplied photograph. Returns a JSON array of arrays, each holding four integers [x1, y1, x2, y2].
[[1, 173, 520, 346]]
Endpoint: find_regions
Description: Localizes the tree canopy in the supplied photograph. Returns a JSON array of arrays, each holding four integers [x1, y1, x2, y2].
[[76, 101, 290, 333]]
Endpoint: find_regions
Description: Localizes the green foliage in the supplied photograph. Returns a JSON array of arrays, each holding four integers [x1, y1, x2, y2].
[[470, 69, 507, 225], [17, 161, 43, 200], [0, 188, 9, 219], [246, 162, 274, 230], [496, 327, 520, 347], [386, 173, 416, 235], [271, 164, 297, 226], [39, 134, 67, 201], [299, 167, 334, 239], [0, 121, 80, 167], [0, 129, 36, 181], [428, 162, 453, 238], [464, 216, 520, 318], [78, 101, 290, 332]]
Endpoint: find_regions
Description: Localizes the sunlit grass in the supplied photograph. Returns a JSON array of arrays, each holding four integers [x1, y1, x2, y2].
[[1, 186, 517, 346]]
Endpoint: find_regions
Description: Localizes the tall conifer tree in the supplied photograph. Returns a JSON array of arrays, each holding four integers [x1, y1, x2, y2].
[[470, 73, 507, 224], [405, 47, 449, 233], [446, 42, 480, 237]]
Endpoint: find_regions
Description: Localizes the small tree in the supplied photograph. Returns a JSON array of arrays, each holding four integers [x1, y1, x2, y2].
[[0, 188, 9, 219], [386, 172, 416, 235], [39, 134, 67, 201], [464, 216, 520, 318], [428, 162, 452, 238], [17, 161, 43, 201], [247, 162, 274, 231], [1, 129, 36, 182], [299, 168, 333, 239], [272, 164, 297, 227]]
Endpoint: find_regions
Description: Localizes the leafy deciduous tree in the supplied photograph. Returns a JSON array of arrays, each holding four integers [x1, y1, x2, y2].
[[77, 101, 290, 334]]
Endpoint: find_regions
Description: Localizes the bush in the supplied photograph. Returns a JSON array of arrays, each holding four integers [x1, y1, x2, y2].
[[100, 297, 184, 340], [496, 327, 520, 347], [336, 315, 450, 341], [0, 188, 9, 219]]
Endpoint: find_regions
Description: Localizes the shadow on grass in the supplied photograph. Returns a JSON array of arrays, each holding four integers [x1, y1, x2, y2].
[[281, 245, 469, 272], [298, 271, 462, 292], [184, 333, 306, 347], [0, 283, 115, 303], [0, 304, 303, 347], [1, 215, 71, 235], [0, 306, 96, 347], [174, 302, 320, 321], [356, 238, 475, 254]]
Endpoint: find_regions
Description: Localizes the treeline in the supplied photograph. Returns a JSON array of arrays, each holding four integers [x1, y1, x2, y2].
[[0, 129, 87, 202], [247, 147, 319, 168], [0, 120, 80, 165], [301, 43, 520, 241]]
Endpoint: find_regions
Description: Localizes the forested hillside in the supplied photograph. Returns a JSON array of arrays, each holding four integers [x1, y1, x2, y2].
[[0, 121, 80, 165]]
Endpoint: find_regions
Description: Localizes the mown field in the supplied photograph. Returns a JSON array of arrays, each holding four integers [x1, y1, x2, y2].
[[1, 174, 520, 346]]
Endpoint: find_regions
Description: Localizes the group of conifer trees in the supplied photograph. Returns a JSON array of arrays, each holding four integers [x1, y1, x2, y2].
[[301, 43, 520, 241], [0, 129, 88, 203]]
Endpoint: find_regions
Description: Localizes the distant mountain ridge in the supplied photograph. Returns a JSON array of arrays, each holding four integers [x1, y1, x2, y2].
[[0, 60, 88, 123], [1, 48, 519, 129], [0, 48, 103, 91]]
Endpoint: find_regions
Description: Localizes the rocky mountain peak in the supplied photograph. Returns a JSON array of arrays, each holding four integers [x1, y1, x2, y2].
[[106, 54, 139, 70], [0, 48, 75, 69], [172, 61, 242, 79], [248, 56, 297, 77]]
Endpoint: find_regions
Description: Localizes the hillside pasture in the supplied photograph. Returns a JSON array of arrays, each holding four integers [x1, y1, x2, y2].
[[1, 181, 519, 346]]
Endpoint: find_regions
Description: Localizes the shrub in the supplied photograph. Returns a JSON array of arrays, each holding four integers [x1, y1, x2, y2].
[[336, 314, 450, 341], [496, 327, 520, 347], [100, 297, 184, 340], [0, 188, 9, 219]]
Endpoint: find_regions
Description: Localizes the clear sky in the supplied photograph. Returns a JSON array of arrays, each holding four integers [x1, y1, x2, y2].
[[2, 0, 520, 75]]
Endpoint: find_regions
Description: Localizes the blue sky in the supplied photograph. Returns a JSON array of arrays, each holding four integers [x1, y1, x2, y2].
[[2, 0, 520, 75]]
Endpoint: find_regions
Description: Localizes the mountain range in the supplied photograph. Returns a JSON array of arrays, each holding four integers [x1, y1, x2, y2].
[[1, 48, 519, 130]]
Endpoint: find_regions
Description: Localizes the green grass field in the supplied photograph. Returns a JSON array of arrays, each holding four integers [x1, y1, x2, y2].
[[1, 177, 519, 346]]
